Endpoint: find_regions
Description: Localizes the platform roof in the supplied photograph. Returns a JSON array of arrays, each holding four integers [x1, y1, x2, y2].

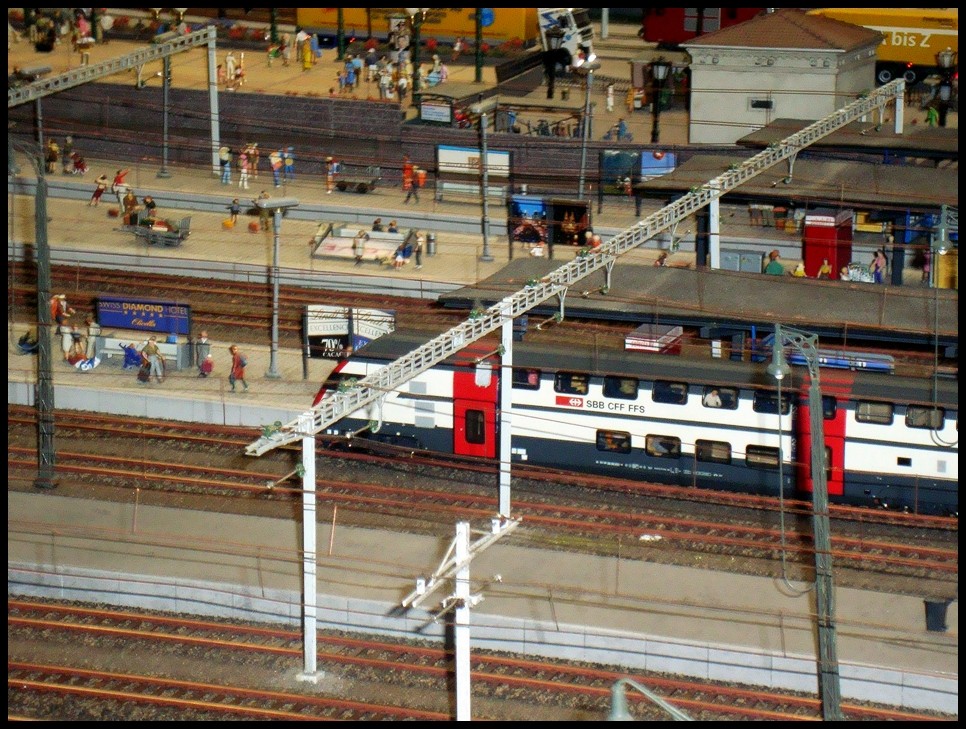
[[439, 259, 958, 349], [735, 118, 959, 162], [634, 154, 958, 212]]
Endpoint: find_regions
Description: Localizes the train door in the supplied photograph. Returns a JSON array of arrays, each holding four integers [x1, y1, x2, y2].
[[796, 372, 850, 497], [452, 360, 499, 458]]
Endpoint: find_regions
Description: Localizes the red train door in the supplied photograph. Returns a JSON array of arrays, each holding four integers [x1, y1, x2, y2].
[[796, 371, 851, 497], [452, 359, 498, 458]]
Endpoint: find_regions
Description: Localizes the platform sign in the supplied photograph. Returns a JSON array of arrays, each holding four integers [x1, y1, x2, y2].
[[640, 150, 677, 180], [508, 195, 549, 245], [97, 296, 191, 335], [601, 150, 641, 196], [420, 101, 453, 124], [437, 144, 510, 178], [306, 305, 395, 359]]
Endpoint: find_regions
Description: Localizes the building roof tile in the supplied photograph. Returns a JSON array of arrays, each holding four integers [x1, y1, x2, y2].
[[683, 8, 882, 52]]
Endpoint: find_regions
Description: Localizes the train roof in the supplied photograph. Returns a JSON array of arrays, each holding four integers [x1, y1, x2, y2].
[[350, 325, 958, 408]]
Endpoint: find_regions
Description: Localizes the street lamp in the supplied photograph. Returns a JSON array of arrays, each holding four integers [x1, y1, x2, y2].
[[543, 25, 566, 99], [406, 8, 429, 107], [255, 196, 300, 380], [470, 95, 499, 262], [650, 57, 672, 144], [768, 323, 843, 722], [607, 677, 693, 721], [575, 59, 601, 201], [936, 47, 956, 128]]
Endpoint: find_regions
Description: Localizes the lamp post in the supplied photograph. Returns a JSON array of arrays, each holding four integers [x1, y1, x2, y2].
[[931, 204, 953, 289], [406, 8, 429, 107], [936, 47, 956, 128], [15, 145, 57, 489], [471, 96, 499, 263], [157, 53, 171, 178], [650, 57, 671, 144], [255, 197, 300, 380], [768, 324, 843, 722], [575, 59, 601, 201], [607, 677, 693, 721], [543, 25, 566, 99]]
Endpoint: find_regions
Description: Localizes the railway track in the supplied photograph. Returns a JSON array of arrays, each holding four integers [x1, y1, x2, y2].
[[9, 599, 951, 721], [9, 263, 956, 377], [8, 409, 958, 585]]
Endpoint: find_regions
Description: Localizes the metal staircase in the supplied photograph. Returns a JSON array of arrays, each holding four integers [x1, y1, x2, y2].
[[8, 26, 217, 108], [246, 80, 906, 456]]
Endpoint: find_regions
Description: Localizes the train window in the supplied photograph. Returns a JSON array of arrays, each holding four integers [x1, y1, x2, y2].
[[855, 401, 893, 425], [645, 434, 681, 458], [464, 409, 486, 445], [512, 367, 541, 390], [822, 395, 837, 420], [906, 405, 944, 429], [652, 380, 688, 405], [753, 391, 791, 415], [897, 457, 912, 467], [597, 430, 632, 453], [603, 376, 638, 400], [695, 439, 731, 464], [701, 386, 737, 410], [555, 371, 589, 395], [746, 445, 780, 469]]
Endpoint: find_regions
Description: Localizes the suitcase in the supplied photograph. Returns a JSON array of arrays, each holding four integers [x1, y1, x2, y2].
[[222, 219, 235, 230], [108, 208, 120, 218], [249, 221, 260, 233], [137, 363, 150, 383]]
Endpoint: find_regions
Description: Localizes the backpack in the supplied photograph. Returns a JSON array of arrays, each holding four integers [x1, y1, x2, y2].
[[240, 355, 248, 368]]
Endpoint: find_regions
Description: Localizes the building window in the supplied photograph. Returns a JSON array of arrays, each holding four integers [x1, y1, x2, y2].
[[512, 367, 541, 390], [603, 375, 638, 400], [646, 434, 681, 458], [906, 405, 944, 429], [464, 409, 486, 445], [696, 439, 731, 464], [746, 444, 780, 469], [753, 391, 791, 415], [855, 401, 893, 425], [652, 380, 688, 405], [555, 371, 589, 395], [597, 430, 631, 453]]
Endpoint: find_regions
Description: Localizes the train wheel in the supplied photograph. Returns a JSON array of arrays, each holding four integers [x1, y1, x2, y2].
[[356, 183, 368, 193]]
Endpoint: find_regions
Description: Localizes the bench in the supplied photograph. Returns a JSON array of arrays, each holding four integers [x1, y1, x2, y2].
[[310, 222, 414, 263], [434, 180, 508, 202]]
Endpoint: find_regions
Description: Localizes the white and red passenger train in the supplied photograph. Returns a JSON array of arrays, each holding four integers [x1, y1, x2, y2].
[[315, 329, 958, 516]]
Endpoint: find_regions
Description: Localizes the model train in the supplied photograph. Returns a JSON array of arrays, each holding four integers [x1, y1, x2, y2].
[[314, 328, 958, 516]]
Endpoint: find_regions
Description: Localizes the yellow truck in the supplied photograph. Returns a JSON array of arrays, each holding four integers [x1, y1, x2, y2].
[[808, 8, 958, 85]]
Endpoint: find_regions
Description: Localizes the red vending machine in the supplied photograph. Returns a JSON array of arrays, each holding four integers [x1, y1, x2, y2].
[[803, 208, 853, 278]]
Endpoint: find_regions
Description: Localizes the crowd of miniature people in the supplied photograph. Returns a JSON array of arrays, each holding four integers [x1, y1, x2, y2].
[[763, 249, 893, 282], [32, 296, 251, 391]]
